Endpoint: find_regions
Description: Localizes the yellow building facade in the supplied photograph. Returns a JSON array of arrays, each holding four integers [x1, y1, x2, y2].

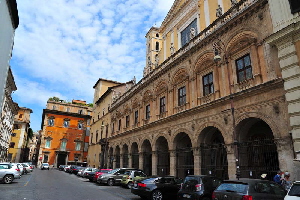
[[93, 0, 298, 180], [8, 107, 32, 163]]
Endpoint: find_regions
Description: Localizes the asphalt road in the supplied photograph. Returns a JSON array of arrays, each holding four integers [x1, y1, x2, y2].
[[0, 168, 142, 200]]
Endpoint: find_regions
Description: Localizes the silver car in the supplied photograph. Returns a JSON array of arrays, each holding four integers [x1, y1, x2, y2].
[[0, 163, 21, 184]]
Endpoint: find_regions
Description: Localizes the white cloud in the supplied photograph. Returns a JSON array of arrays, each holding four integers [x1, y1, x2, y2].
[[11, 0, 174, 131]]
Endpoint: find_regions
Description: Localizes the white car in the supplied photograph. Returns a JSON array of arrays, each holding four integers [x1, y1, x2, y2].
[[41, 163, 50, 170], [21, 163, 31, 173], [285, 181, 300, 200], [0, 163, 21, 183]]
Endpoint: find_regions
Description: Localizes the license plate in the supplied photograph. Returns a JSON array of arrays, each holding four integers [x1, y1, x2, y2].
[[183, 194, 191, 198]]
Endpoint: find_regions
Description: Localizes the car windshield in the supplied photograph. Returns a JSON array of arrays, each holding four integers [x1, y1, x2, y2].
[[216, 183, 248, 193], [288, 184, 300, 196], [43, 164, 49, 166], [108, 168, 120, 174], [0, 164, 10, 169]]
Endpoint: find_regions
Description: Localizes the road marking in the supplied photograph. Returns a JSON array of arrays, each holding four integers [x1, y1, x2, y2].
[[24, 174, 32, 187]]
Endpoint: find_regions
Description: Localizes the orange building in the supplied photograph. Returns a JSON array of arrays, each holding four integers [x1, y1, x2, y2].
[[38, 99, 92, 167]]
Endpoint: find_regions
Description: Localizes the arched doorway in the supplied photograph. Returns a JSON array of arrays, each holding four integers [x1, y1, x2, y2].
[[131, 143, 139, 169], [237, 118, 279, 180], [108, 147, 113, 169], [200, 127, 228, 180], [142, 140, 152, 176], [122, 144, 129, 168], [115, 146, 120, 168], [175, 132, 193, 178], [156, 136, 170, 176]]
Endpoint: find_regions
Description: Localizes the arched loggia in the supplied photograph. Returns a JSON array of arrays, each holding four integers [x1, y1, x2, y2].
[[142, 140, 152, 176], [200, 127, 228, 180], [174, 132, 193, 178], [156, 136, 170, 176], [237, 118, 280, 180]]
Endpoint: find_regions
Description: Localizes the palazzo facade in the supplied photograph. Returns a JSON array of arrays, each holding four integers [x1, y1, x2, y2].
[[91, 0, 298, 180]]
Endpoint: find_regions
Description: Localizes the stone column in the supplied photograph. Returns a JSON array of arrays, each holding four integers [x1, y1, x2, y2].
[[120, 155, 123, 168], [193, 148, 201, 175], [275, 137, 294, 174], [139, 152, 144, 170], [169, 150, 176, 176], [129, 154, 132, 168], [152, 151, 157, 175], [214, 64, 221, 99], [113, 155, 116, 169], [250, 43, 262, 85], [226, 144, 237, 179]]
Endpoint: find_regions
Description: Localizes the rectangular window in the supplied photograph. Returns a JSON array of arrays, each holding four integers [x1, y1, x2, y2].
[[78, 122, 83, 129], [181, 18, 197, 47], [63, 120, 69, 128], [178, 86, 186, 106], [78, 110, 83, 114], [112, 123, 115, 133], [160, 96, 166, 114], [45, 140, 51, 148], [75, 142, 81, 151], [118, 119, 121, 131], [43, 154, 49, 163], [145, 104, 150, 120], [60, 141, 66, 151], [84, 142, 88, 152], [126, 115, 130, 128], [9, 142, 15, 148], [19, 114, 23, 118], [289, 0, 300, 14], [48, 119, 54, 126], [203, 72, 214, 96], [236, 54, 253, 83], [85, 127, 90, 136], [134, 110, 139, 124]]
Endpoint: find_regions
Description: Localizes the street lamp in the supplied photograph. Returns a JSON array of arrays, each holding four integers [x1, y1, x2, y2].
[[213, 38, 240, 179]]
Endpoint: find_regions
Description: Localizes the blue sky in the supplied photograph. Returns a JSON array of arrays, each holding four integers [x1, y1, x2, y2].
[[10, 0, 174, 132]]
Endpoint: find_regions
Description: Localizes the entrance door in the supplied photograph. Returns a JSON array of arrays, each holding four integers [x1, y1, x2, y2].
[[57, 154, 67, 166]]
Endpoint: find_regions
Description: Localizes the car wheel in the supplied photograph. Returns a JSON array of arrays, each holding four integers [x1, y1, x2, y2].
[[151, 190, 163, 200], [107, 179, 114, 186], [3, 175, 14, 184], [48, 168, 49, 170], [127, 182, 133, 189]]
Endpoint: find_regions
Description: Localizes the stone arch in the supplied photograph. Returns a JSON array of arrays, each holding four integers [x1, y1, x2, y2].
[[122, 144, 129, 168], [236, 112, 280, 139], [196, 122, 228, 144], [171, 128, 194, 149], [155, 136, 170, 176], [198, 125, 228, 180], [115, 145, 121, 168], [235, 116, 280, 180], [171, 68, 189, 86], [131, 142, 139, 169], [155, 80, 168, 96], [173, 131, 194, 178], [226, 31, 258, 55], [194, 52, 215, 74], [141, 139, 152, 176]]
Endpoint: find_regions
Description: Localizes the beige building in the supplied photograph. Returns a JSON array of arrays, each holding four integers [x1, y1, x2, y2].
[[92, 0, 298, 180], [88, 79, 134, 168]]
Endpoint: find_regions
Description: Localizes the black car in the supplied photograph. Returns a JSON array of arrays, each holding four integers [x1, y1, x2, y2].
[[212, 179, 286, 200], [177, 175, 222, 200], [131, 176, 183, 200]]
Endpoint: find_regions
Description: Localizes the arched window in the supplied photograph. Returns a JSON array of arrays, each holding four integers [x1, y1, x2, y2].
[[156, 33, 159, 37]]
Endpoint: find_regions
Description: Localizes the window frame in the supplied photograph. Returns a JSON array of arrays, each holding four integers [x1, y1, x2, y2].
[[145, 104, 150, 120], [236, 54, 253, 83], [60, 140, 67, 151], [202, 72, 214, 96], [75, 142, 81, 151], [178, 86, 186, 106], [63, 119, 70, 128], [126, 115, 130, 128], [45, 140, 51, 148], [160, 96, 166, 114], [134, 110, 139, 125]]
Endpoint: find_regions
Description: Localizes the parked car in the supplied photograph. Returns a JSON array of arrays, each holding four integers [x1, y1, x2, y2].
[[70, 166, 84, 175], [64, 165, 71, 172], [58, 165, 66, 171], [93, 169, 112, 182], [77, 167, 86, 177], [212, 179, 286, 200], [40, 163, 50, 170], [120, 169, 147, 189], [131, 176, 183, 200], [285, 181, 300, 200], [97, 168, 137, 186], [0, 163, 21, 184], [21, 163, 31, 173], [15, 163, 24, 175], [178, 175, 222, 200], [82, 167, 97, 178]]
